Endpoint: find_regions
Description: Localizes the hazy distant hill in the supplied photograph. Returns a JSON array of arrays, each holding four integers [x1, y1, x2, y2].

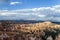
[[0, 20, 60, 24]]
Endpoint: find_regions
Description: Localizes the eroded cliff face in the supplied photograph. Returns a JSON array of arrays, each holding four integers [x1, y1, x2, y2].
[[0, 21, 60, 32], [1, 21, 59, 33], [0, 21, 60, 40]]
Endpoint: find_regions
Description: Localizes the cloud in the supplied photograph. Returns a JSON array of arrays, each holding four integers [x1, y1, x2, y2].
[[1, 13, 7, 16], [10, 2, 22, 5], [0, 5, 60, 21], [38, 15, 46, 18], [53, 5, 60, 8]]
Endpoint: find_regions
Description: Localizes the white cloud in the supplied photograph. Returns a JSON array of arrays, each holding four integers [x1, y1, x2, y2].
[[0, 5, 60, 21], [1, 13, 7, 16], [53, 5, 60, 8], [10, 2, 22, 5], [38, 15, 46, 18]]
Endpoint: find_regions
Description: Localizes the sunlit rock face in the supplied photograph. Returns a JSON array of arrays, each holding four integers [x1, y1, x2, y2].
[[0, 21, 60, 32], [0, 21, 60, 40], [6, 21, 60, 33]]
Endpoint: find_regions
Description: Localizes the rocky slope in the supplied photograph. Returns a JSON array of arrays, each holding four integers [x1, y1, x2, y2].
[[11, 21, 60, 33]]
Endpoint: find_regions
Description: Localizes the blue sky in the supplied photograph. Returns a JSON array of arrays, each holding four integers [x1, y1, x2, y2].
[[0, 0, 60, 22], [0, 0, 60, 10]]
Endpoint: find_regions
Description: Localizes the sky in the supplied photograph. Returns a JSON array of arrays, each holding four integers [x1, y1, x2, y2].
[[0, 0, 60, 22]]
